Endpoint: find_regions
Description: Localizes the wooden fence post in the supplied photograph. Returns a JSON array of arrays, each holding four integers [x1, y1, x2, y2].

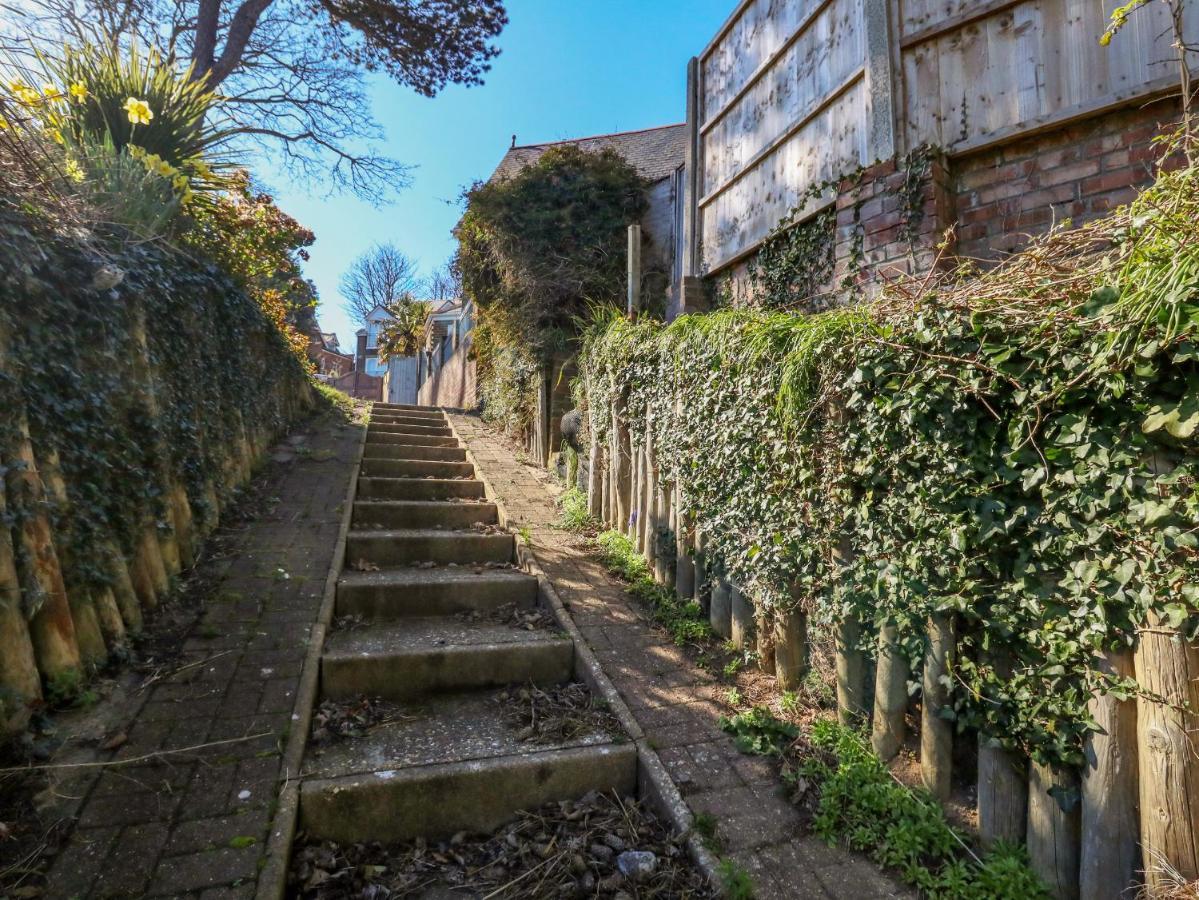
[[920, 614, 954, 801], [693, 529, 708, 613], [653, 470, 672, 586], [756, 610, 776, 675], [674, 492, 695, 599], [1080, 648, 1139, 900], [710, 576, 732, 639], [587, 406, 604, 519], [773, 601, 809, 691], [630, 433, 644, 546], [730, 587, 754, 650], [835, 614, 866, 725], [871, 620, 909, 762], [1028, 762, 1082, 899], [612, 399, 631, 536], [978, 739, 1029, 849], [1134, 612, 1199, 891], [0, 483, 41, 734]]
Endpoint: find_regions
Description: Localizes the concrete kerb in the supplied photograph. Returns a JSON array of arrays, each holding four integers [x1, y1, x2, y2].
[[256, 412, 367, 900], [445, 413, 726, 894]]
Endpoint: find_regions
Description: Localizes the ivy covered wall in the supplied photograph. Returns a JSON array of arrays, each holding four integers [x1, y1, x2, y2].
[[0, 212, 316, 731]]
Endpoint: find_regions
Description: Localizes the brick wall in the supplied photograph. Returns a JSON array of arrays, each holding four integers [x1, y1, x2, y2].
[[953, 98, 1179, 262], [713, 96, 1181, 304]]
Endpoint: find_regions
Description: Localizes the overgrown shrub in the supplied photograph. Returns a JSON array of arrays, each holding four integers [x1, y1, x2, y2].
[[580, 148, 1199, 767]]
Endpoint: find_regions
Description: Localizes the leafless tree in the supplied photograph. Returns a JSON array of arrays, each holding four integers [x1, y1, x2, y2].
[[424, 261, 461, 306], [339, 241, 421, 324], [1, 0, 507, 201]]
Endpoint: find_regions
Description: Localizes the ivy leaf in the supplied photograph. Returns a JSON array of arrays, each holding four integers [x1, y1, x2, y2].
[[1141, 392, 1199, 440]]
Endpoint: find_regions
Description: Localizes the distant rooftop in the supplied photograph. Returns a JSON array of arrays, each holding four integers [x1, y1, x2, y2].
[[491, 123, 687, 184]]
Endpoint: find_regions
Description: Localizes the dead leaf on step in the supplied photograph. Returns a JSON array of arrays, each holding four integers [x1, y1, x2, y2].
[[350, 558, 380, 572], [101, 731, 127, 752]]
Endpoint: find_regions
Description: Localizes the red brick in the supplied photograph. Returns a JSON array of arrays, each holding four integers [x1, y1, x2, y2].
[[1038, 159, 1100, 187], [1080, 167, 1146, 196]]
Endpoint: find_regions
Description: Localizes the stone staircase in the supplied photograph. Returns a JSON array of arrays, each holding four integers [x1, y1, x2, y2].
[[297, 403, 637, 844]]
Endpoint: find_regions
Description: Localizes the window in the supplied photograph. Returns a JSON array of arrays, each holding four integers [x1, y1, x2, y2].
[[366, 358, 386, 377], [366, 323, 380, 350]]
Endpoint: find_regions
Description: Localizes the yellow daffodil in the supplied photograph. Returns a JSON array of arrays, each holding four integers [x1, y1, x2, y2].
[[126, 143, 145, 159], [123, 96, 153, 125], [172, 173, 189, 192], [68, 82, 88, 102], [48, 127, 64, 145], [41, 83, 64, 103], [193, 160, 213, 180], [14, 85, 40, 106], [64, 158, 84, 182]]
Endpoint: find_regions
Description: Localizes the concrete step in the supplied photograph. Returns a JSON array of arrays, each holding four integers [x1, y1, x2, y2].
[[360, 444, 467, 462], [352, 500, 498, 530], [298, 690, 635, 843], [337, 567, 537, 619], [359, 458, 474, 480], [371, 413, 448, 428], [365, 433, 460, 449], [374, 403, 439, 413], [321, 619, 574, 700], [368, 422, 453, 437], [346, 529, 513, 567], [357, 477, 485, 501]]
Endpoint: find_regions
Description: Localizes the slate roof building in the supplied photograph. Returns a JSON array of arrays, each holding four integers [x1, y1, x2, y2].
[[489, 124, 689, 317]]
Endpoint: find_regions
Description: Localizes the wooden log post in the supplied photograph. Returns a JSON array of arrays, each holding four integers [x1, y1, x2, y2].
[[612, 399, 632, 537], [773, 602, 809, 691], [9, 417, 82, 682], [630, 434, 644, 546], [0, 484, 41, 734], [1080, 648, 1139, 900], [601, 446, 613, 527], [674, 492, 695, 599], [730, 587, 754, 651], [920, 613, 955, 801], [101, 538, 142, 635], [978, 738, 1029, 849], [710, 576, 732, 639], [1028, 763, 1082, 899], [693, 529, 709, 614], [587, 406, 604, 519], [872, 620, 909, 762], [836, 615, 866, 725], [756, 610, 776, 675], [654, 473, 673, 586], [1134, 612, 1199, 891]]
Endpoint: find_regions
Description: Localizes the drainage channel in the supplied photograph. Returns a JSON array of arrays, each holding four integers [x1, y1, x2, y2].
[[273, 403, 711, 898]]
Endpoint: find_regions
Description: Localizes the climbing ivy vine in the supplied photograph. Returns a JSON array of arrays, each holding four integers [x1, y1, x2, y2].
[[581, 152, 1199, 767]]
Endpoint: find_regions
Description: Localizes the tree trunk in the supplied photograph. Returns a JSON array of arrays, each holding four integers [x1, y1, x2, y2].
[[1028, 762, 1082, 899], [871, 621, 909, 762], [1134, 612, 1199, 891], [920, 614, 954, 802]]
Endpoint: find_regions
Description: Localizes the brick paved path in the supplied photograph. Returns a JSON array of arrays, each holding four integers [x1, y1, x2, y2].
[[43, 411, 361, 900], [449, 413, 911, 900]]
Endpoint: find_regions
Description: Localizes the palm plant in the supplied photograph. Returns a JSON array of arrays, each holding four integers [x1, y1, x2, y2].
[[378, 297, 434, 362]]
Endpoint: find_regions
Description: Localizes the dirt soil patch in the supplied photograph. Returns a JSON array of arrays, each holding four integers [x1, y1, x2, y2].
[[289, 790, 716, 899]]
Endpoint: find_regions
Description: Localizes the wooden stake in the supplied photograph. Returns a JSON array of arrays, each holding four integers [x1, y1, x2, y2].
[[0, 481, 41, 734], [871, 621, 909, 762], [920, 614, 954, 802], [730, 587, 754, 651], [627, 224, 642, 317], [693, 529, 708, 613], [1080, 648, 1139, 900], [978, 738, 1029, 848], [710, 577, 732, 639], [674, 492, 695, 599], [1028, 762, 1082, 899], [773, 606, 809, 691], [612, 400, 631, 536], [1134, 612, 1199, 890], [835, 615, 866, 725]]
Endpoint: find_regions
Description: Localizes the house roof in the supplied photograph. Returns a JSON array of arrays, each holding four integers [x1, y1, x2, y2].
[[491, 123, 687, 184]]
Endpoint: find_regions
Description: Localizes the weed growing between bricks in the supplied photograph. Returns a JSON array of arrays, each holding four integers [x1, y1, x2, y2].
[[289, 790, 716, 898]]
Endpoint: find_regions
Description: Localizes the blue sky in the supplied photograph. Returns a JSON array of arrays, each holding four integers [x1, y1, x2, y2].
[[262, 0, 734, 349]]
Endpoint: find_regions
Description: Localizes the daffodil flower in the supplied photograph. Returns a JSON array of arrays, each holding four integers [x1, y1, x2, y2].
[[123, 97, 153, 125], [41, 83, 64, 103], [69, 82, 88, 102], [64, 158, 85, 182]]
